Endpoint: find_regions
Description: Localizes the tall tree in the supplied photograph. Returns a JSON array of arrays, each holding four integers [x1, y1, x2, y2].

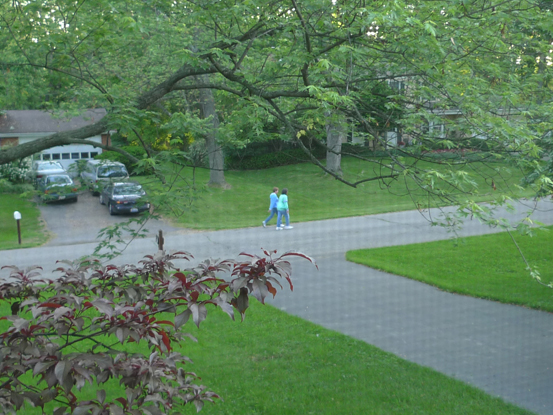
[[325, 111, 346, 177], [1, 0, 552, 221], [197, 76, 229, 188]]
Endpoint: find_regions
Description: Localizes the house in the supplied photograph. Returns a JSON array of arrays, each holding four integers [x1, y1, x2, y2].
[[0, 109, 110, 171]]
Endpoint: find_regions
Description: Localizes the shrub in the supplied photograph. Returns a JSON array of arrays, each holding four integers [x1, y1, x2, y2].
[[467, 138, 490, 151], [66, 160, 88, 179], [0, 158, 31, 184], [341, 143, 394, 158], [0, 249, 316, 414], [226, 147, 325, 170], [0, 179, 34, 194]]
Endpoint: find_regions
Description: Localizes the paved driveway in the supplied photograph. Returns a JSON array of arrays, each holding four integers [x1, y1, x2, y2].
[[37, 191, 180, 246]]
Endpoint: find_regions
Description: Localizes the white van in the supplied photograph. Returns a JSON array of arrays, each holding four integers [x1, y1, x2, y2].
[[80, 160, 129, 195]]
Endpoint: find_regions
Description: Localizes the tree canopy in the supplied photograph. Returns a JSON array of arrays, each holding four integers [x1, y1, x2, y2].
[[1, 0, 552, 208]]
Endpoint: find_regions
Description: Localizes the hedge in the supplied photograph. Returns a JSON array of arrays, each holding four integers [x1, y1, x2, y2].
[[225, 146, 327, 170]]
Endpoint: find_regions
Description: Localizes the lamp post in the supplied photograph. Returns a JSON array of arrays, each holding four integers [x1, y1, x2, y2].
[[13, 211, 21, 245]]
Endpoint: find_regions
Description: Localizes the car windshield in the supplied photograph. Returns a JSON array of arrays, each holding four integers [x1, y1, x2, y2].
[[113, 184, 144, 196], [46, 176, 72, 185], [97, 165, 127, 178], [40, 163, 63, 171]]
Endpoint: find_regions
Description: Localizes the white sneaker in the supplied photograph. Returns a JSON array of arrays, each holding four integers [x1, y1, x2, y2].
[[284, 226, 294, 230], [262, 221, 266, 228], [276, 227, 283, 230]]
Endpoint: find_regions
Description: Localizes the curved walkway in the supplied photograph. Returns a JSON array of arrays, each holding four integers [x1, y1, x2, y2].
[[2, 199, 553, 414]]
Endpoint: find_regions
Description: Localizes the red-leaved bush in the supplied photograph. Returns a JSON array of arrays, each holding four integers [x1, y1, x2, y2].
[[0, 249, 316, 414]]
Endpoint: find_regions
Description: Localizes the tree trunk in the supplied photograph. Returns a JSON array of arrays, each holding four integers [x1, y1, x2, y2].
[[325, 112, 345, 177], [198, 76, 229, 188]]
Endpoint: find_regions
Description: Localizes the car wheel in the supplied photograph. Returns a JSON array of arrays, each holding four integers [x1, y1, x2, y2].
[[108, 203, 117, 216], [99, 195, 105, 205]]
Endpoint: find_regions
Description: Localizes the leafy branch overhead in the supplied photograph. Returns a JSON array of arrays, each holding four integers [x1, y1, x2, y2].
[[1, 0, 551, 202], [0, 249, 316, 414]]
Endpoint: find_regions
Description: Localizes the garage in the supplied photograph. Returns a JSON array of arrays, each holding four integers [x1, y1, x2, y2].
[[0, 109, 110, 173]]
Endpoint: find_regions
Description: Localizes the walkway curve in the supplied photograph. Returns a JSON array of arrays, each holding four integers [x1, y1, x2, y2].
[[2, 199, 553, 414]]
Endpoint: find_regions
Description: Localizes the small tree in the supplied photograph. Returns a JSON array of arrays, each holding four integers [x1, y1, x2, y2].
[[0, 249, 316, 414]]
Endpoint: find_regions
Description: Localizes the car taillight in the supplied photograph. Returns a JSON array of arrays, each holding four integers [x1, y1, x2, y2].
[[72, 188, 77, 192], [37, 174, 43, 178]]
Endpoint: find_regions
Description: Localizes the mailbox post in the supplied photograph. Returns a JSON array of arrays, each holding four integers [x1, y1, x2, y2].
[[13, 211, 21, 245]]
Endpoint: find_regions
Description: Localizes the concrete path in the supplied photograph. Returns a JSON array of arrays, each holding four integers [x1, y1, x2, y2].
[[2, 199, 553, 414]]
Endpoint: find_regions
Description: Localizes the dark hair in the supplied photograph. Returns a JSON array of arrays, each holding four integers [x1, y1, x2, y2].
[[281, 188, 288, 195], [273, 187, 279, 192]]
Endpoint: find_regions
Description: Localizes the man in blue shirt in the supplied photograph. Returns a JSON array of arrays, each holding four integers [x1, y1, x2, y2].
[[262, 187, 279, 227]]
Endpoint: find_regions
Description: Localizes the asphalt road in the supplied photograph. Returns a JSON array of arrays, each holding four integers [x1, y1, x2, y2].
[[2, 199, 553, 414], [37, 191, 181, 246]]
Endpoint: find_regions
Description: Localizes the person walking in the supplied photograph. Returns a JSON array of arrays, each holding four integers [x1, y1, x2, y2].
[[276, 188, 293, 230], [262, 187, 279, 228]]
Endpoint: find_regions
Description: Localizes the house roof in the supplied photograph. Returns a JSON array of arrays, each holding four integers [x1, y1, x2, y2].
[[0, 109, 107, 134]]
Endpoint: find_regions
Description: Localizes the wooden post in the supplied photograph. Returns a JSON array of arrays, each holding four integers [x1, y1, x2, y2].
[[157, 230, 164, 251]]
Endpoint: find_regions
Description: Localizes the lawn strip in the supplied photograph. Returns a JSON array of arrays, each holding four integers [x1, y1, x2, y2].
[[2, 301, 534, 415], [140, 157, 533, 230], [346, 226, 553, 312], [0, 193, 47, 250]]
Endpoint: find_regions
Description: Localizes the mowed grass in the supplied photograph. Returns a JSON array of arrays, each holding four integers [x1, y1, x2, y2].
[[146, 157, 532, 230], [0, 193, 47, 250], [0, 301, 533, 415], [0, 156, 534, 247], [347, 226, 553, 312]]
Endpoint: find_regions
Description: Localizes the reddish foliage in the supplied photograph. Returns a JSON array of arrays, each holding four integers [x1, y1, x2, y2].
[[0, 249, 316, 414]]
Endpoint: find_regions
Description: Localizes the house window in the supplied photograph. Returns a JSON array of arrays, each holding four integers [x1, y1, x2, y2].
[[90, 152, 98, 158], [388, 80, 405, 92], [62, 153, 70, 160], [430, 123, 446, 138], [81, 152, 89, 159], [42, 154, 51, 160], [421, 123, 429, 134], [52, 154, 61, 160], [71, 153, 80, 159]]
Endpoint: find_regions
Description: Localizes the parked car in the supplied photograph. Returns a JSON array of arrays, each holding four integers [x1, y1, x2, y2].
[[99, 181, 150, 215], [36, 174, 79, 203], [80, 160, 129, 195], [27, 161, 67, 187]]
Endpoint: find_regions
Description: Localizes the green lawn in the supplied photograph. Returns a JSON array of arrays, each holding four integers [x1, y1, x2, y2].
[[144, 157, 532, 230], [0, 193, 47, 250], [0, 157, 532, 249], [0, 158, 543, 414], [347, 226, 553, 312], [1, 301, 533, 415]]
